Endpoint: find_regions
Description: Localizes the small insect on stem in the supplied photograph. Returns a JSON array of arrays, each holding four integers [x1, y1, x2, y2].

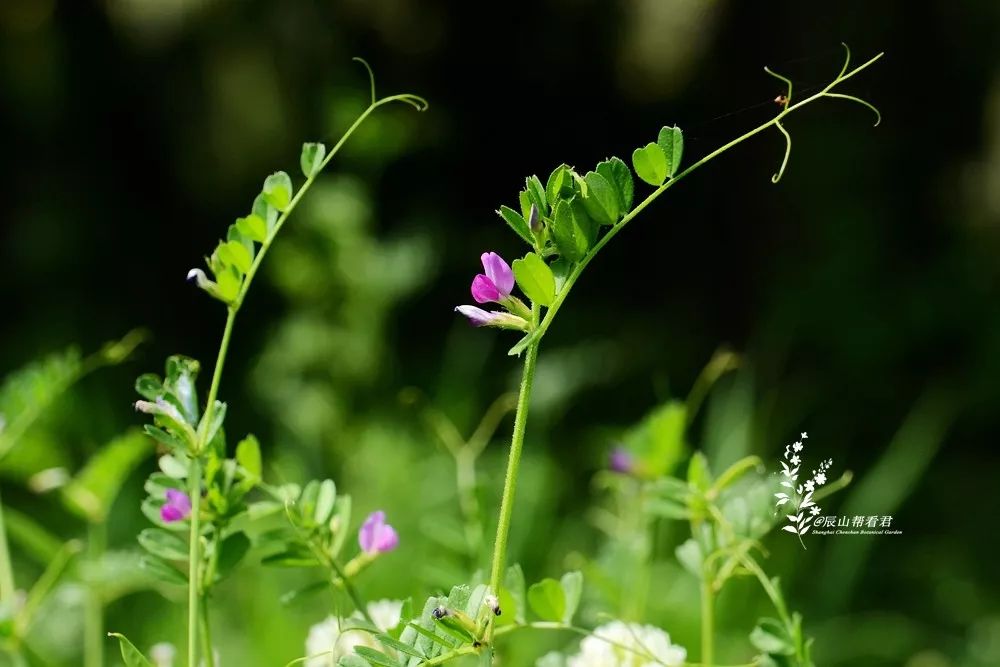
[[774, 94, 789, 107]]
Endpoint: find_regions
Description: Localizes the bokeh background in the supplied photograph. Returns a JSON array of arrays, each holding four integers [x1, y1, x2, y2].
[[2, 1, 999, 665]]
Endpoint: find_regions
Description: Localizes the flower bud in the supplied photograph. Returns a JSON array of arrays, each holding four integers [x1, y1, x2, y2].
[[528, 203, 542, 234]]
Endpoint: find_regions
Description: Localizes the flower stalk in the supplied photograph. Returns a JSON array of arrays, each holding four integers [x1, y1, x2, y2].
[[486, 307, 541, 628]]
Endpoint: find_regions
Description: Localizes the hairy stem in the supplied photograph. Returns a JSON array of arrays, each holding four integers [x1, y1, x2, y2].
[[487, 319, 542, 622]]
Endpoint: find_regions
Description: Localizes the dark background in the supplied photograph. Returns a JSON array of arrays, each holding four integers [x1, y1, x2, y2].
[[1, 1, 998, 665]]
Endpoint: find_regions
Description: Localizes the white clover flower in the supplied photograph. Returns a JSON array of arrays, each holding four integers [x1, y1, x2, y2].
[[304, 599, 404, 666], [565, 621, 686, 667], [150, 642, 176, 667], [366, 599, 404, 632]]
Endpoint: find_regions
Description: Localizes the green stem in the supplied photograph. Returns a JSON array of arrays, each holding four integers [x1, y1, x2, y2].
[[196, 309, 237, 448], [302, 535, 374, 626], [84, 522, 106, 667], [487, 320, 542, 616], [526, 52, 883, 347], [741, 555, 810, 662], [327, 556, 374, 626], [700, 577, 715, 666], [186, 305, 235, 667], [187, 455, 203, 667], [199, 528, 222, 667], [740, 556, 792, 630], [201, 596, 214, 667], [0, 488, 15, 604], [16, 540, 80, 638]]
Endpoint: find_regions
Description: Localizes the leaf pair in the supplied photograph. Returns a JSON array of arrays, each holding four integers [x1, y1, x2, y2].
[[632, 125, 684, 186]]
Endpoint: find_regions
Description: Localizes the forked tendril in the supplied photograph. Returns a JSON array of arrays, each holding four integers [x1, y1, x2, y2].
[[765, 42, 882, 183]]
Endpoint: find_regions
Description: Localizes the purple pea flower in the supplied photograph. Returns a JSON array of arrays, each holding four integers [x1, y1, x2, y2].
[[160, 489, 192, 523], [609, 447, 634, 474], [359, 510, 399, 554], [471, 252, 515, 304], [456, 252, 530, 330]]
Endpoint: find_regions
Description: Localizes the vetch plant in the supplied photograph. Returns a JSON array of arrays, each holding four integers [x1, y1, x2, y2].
[[431, 44, 881, 667], [115, 60, 427, 666]]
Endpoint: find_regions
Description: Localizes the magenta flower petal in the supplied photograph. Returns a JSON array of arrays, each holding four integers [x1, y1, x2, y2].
[[455, 305, 501, 327], [160, 489, 192, 523], [375, 524, 399, 552], [160, 504, 184, 522], [471, 274, 502, 303], [480, 252, 514, 297], [359, 510, 399, 554]]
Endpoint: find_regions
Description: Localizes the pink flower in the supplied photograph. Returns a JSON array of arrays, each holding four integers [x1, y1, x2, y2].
[[456, 252, 530, 331], [160, 489, 192, 523], [359, 510, 399, 554], [471, 252, 514, 304]]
